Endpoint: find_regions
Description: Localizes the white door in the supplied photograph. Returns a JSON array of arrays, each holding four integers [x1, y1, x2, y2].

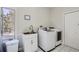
[[65, 11, 79, 49]]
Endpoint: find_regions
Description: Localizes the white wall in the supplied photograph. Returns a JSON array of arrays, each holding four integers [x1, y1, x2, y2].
[[15, 7, 52, 35], [51, 8, 65, 43]]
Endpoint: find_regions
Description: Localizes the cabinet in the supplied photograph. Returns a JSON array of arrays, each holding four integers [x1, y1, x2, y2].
[[22, 34, 38, 52]]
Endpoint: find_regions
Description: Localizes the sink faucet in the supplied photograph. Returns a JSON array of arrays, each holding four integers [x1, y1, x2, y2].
[[29, 25, 34, 32]]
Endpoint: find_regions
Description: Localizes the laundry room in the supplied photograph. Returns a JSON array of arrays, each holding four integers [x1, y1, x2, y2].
[[0, 7, 79, 52]]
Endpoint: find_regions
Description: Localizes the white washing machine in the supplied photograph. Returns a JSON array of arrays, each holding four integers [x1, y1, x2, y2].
[[38, 28, 62, 52], [38, 28, 57, 52]]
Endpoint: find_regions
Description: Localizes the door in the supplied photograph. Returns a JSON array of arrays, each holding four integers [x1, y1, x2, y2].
[[65, 11, 79, 49]]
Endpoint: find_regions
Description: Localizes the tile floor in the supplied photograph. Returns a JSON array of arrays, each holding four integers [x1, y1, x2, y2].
[[37, 45, 79, 52]]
